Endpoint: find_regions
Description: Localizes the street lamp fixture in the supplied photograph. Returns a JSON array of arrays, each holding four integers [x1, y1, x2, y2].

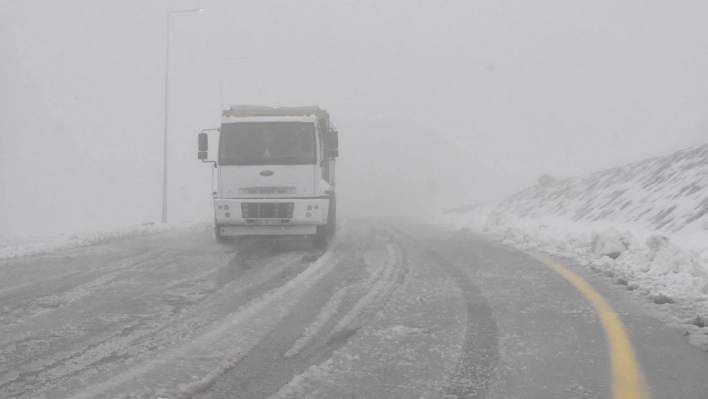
[[161, 8, 204, 223]]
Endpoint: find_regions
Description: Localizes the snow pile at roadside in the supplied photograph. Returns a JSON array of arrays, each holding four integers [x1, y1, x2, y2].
[[0, 222, 207, 261], [478, 210, 708, 300], [444, 143, 708, 339]]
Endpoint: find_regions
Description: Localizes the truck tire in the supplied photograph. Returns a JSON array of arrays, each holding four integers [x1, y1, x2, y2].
[[313, 225, 328, 249], [313, 194, 336, 249], [327, 193, 337, 237], [215, 224, 229, 244]]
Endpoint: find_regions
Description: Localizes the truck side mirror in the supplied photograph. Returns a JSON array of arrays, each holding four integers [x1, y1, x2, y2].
[[328, 130, 338, 149], [198, 132, 209, 151], [328, 149, 339, 158], [198, 151, 208, 160]]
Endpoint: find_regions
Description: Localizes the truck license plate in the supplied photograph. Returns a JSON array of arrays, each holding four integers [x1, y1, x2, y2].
[[255, 219, 281, 225]]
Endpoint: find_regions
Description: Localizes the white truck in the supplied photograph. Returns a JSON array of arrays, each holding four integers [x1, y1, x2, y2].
[[198, 106, 339, 248]]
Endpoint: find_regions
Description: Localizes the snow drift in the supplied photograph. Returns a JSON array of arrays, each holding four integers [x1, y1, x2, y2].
[[0, 222, 206, 261], [444, 143, 708, 347], [500, 144, 708, 236]]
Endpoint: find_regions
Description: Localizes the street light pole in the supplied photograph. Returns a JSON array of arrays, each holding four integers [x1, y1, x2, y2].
[[162, 8, 204, 224]]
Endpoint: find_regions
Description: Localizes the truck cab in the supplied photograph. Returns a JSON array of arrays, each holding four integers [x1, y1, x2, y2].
[[198, 106, 339, 248]]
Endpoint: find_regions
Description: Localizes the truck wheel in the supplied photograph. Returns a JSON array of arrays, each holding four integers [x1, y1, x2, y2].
[[313, 225, 328, 249], [215, 224, 229, 244], [327, 194, 337, 237]]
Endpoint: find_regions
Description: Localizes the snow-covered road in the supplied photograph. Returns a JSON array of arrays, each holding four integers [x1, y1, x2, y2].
[[2, 221, 708, 398], [0, 226, 323, 398]]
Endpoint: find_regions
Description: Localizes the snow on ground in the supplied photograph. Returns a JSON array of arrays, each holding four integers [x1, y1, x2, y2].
[[442, 143, 708, 347], [0, 222, 207, 261], [67, 247, 340, 399]]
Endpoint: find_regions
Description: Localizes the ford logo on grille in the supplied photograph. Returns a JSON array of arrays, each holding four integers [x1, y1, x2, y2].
[[260, 170, 274, 176]]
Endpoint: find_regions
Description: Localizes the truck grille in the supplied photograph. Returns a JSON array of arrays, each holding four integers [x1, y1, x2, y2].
[[241, 203, 294, 219]]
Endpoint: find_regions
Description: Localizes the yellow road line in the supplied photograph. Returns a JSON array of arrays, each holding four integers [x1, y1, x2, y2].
[[528, 252, 651, 399]]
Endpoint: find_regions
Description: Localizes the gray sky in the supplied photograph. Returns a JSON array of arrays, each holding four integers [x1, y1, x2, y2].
[[2, 0, 707, 236]]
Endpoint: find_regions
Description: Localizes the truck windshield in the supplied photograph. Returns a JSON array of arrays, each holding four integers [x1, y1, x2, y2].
[[219, 122, 317, 166]]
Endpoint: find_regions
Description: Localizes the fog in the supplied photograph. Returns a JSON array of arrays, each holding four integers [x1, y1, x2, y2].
[[2, 0, 707, 237]]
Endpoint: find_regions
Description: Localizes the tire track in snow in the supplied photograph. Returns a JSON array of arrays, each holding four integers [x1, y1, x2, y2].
[[0, 249, 312, 399], [0, 250, 170, 318], [390, 226, 499, 398], [426, 250, 499, 399], [283, 285, 350, 358], [190, 234, 376, 399], [266, 229, 479, 399], [284, 232, 407, 360], [0, 248, 169, 297], [64, 243, 346, 399], [0, 249, 172, 332], [325, 243, 404, 341]]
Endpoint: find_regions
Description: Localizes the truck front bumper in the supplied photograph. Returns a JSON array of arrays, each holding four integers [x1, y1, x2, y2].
[[214, 198, 329, 236]]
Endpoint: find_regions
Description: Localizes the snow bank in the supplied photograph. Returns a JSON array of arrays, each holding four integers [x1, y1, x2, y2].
[[0, 222, 207, 261], [499, 144, 708, 236], [443, 143, 708, 346]]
